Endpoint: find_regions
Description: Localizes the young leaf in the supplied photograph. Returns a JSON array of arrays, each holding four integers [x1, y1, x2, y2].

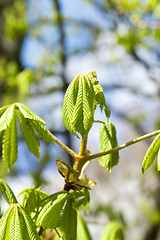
[[31, 120, 54, 144], [39, 193, 67, 230], [71, 74, 95, 137], [9, 205, 23, 240], [17, 110, 40, 159], [100, 222, 124, 240], [19, 204, 41, 240], [2, 111, 17, 169], [60, 197, 77, 240], [94, 85, 111, 118], [18, 188, 48, 222], [73, 189, 90, 209], [0, 205, 12, 239], [0, 104, 15, 132], [142, 133, 160, 173], [63, 74, 95, 137], [0, 204, 41, 240], [87, 71, 98, 85], [157, 149, 160, 171], [17, 103, 45, 124], [36, 191, 65, 226], [99, 121, 119, 172], [77, 212, 92, 240], [62, 76, 79, 137], [0, 105, 9, 117], [0, 179, 18, 204]]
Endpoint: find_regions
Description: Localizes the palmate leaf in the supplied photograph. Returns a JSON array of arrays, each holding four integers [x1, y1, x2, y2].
[[17, 110, 40, 159], [0, 102, 54, 169], [38, 193, 67, 230], [63, 74, 95, 138], [0, 104, 15, 132], [60, 197, 77, 240], [100, 222, 124, 240], [0, 204, 40, 240], [2, 111, 17, 169], [142, 133, 160, 173], [99, 121, 119, 172], [0, 179, 18, 204]]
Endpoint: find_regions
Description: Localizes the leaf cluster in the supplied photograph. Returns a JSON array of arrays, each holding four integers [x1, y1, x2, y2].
[[0, 103, 54, 169]]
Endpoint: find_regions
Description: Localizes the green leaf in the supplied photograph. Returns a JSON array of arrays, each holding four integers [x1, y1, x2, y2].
[[17, 103, 45, 124], [9, 206, 23, 240], [2, 111, 17, 169], [100, 222, 124, 240], [60, 197, 77, 240], [19, 205, 41, 240], [157, 149, 160, 171], [142, 133, 160, 173], [39, 193, 67, 230], [18, 188, 48, 222], [17, 110, 40, 159], [0, 105, 9, 117], [0, 204, 40, 240], [99, 121, 119, 172], [0, 179, 18, 204], [62, 76, 79, 137], [0, 104, 15, 132], [36, 191, 65, 227], [0, 204, 12, 239], [71, 75, 95, 137], [73, 189, 90, 209], [31, 120, 54, 144], [94, 85, 111, 118], [63, 74, 95, 137], [77, 212, 92, 240]]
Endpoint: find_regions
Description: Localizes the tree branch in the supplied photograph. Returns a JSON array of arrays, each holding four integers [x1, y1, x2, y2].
[[79, 130, 160, 161], [47, 129, 78, 159]]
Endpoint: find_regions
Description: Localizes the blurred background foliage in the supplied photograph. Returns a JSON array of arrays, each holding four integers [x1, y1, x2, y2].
[[0, 0, 160, 239]]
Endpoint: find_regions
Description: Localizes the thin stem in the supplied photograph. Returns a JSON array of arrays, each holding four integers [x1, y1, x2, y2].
[[79, 129, 160, 161], [94, 119, 105, 124], [47, 130, 78, 159]]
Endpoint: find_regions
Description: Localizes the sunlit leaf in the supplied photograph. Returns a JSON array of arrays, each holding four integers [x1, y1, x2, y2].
[[60, 197, 77, 240], [17, 110, 40, 159], [2, 111, 17, 169], [39, 193, 67, 230], [94, 85, 111, 118], [0, 179, 18, 205], [0, 204, 40, 240], [0, 104, 15, 132], [63, 74, 95, 137], [142, 133, 160, 173], [17, 103, 45, 124], [99, 121, 119, 171]]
